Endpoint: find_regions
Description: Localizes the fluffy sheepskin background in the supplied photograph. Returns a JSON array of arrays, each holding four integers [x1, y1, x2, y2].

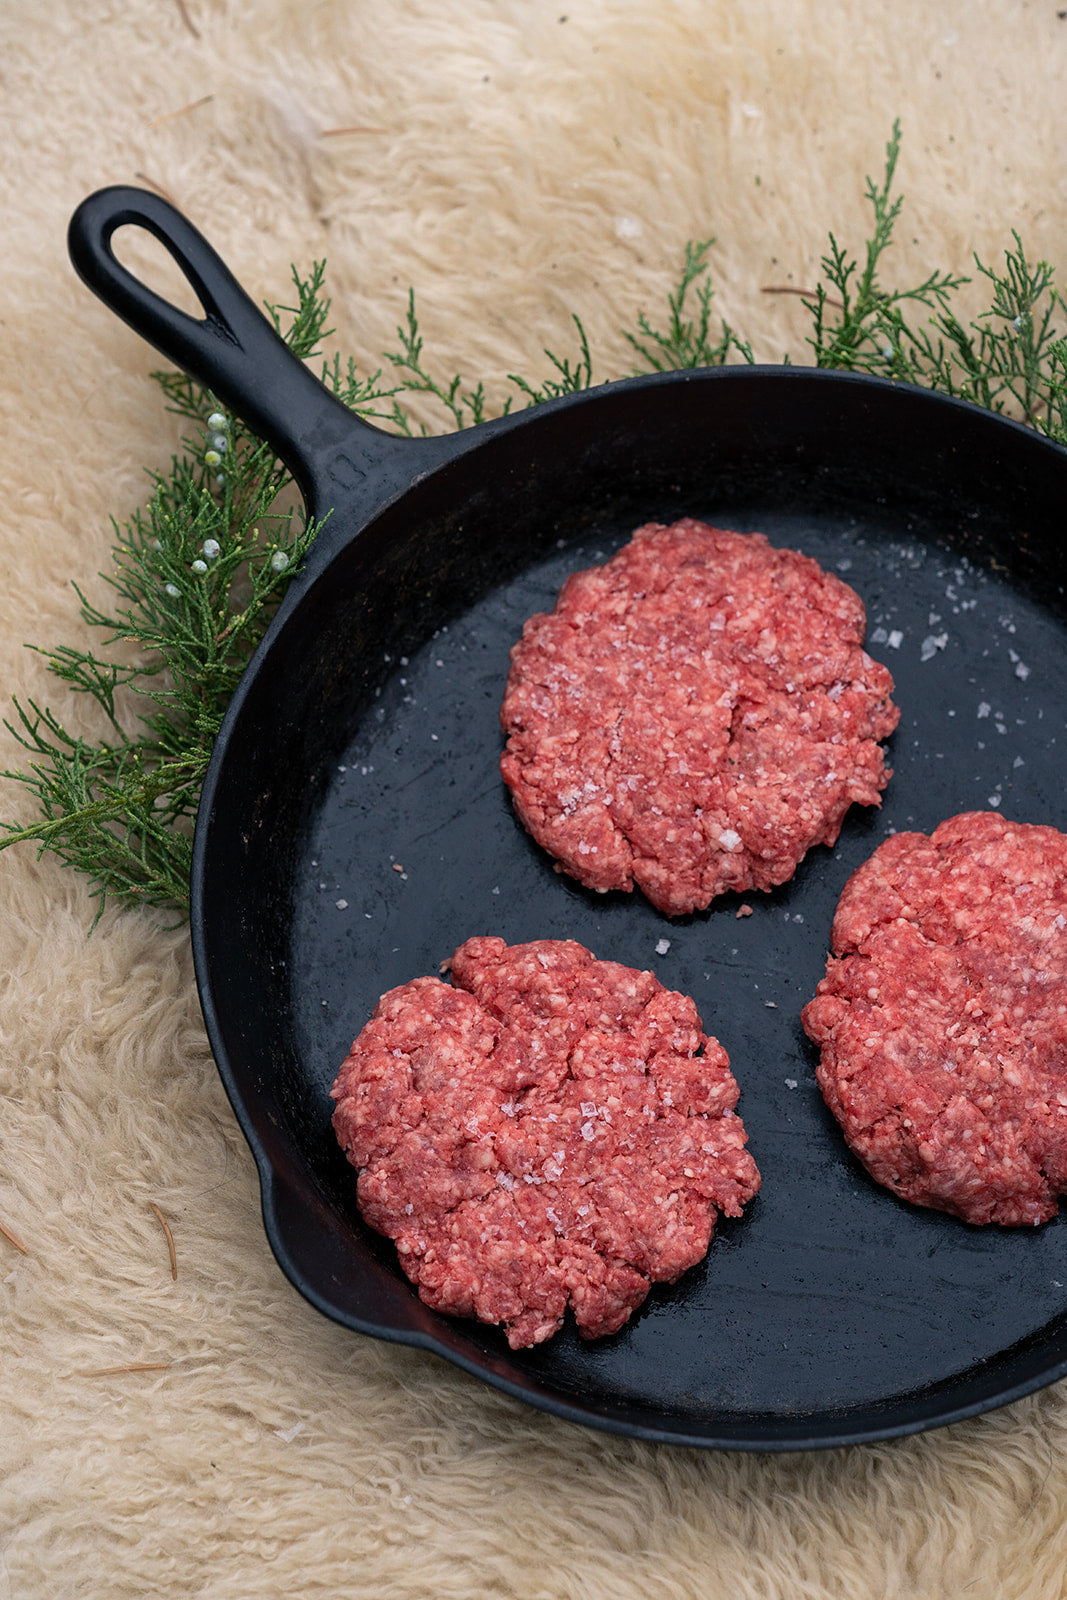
[[3, 2, 1067, 1596]]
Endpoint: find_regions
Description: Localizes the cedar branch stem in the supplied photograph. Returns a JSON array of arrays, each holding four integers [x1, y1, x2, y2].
[[0, 1218, 29, 1254], [762, 285, 846, 309], [80, 1362, 173, 1375], [146, 95, 213, 128], [172, 0, 200, 38], [150, 1202, 178, 1280], [319, 125, 389, 137]]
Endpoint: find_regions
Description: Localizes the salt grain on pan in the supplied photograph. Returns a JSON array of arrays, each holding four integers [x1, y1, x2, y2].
[[920, 633, 948, 662], [655, 938, 671, 955], [887, 630, 903, 649], [335, 899, 348, 910]]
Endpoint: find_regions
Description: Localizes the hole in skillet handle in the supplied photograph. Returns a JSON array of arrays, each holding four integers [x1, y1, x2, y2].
[[65, 185, 458, 576]]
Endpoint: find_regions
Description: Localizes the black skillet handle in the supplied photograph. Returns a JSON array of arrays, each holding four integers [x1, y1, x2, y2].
[[67, 186, 421, 525]]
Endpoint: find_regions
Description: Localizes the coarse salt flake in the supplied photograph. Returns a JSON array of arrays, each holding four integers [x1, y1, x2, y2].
[[920, 633, 948, 662]]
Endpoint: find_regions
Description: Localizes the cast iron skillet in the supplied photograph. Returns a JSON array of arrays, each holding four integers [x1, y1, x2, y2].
[[68, 186, 1067, 1451]]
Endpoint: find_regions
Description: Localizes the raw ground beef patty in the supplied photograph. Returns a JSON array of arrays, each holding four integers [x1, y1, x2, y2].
[[500, 519, 899, 916], [330, 936, 760, 1348], [802, 812, 1067, 1226]]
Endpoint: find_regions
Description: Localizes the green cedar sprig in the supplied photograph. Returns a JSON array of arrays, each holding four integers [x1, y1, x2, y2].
[[0, 269, 350, 920], [802, 121, 1067, 443], [2, 126, 1065, 920], [622, 238, 755, 370]]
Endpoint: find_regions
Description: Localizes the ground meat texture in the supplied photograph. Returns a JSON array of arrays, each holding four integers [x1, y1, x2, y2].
[[330, 936, 760, 1348], [802, 812, 1067, 1227], [499, 519, 899, 917]]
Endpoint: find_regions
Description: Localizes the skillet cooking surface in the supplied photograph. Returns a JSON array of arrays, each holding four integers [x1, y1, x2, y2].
[[67, 186, 1067, 1447], [281, 503, 1067, 1442]]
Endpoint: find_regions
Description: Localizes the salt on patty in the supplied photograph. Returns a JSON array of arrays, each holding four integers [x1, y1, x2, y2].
[[802, 812, 1067, 1226], [500, 519, 899, 917], [330, 936, 760, 1349]]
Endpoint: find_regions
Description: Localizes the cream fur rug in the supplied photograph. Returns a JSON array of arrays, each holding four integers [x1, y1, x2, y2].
[[3, 2, 1067, 1596]]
